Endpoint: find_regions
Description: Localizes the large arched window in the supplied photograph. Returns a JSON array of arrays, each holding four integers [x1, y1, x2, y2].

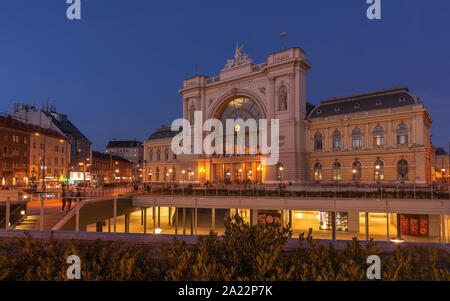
[[314, 132, 323, 151], [217, 97, 264, 123], [397, 123, 408, 145], [373, 126, 384, 147], [157, 148, 161, 161], [148, 168, 152, 182], [352, 128, 362, 148], [215, 97, 264, 155], [314, 162, 322, 181], [332, 162, 341, 181], [397, 160, 409, 181], [155, 168, 160, 181], [352, 161, 362, 181], [332, 130, 341, 149], [165, 148, 169, 161], [374, 159, 384, 181]]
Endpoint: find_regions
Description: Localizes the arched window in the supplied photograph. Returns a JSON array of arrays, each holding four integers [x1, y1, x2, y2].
[[397, 160, 409, 181], [374, 159, 384, 181], [165, 148, 169, 161], [216, 97, 264, 155], [148, 168, 152, 182], [314, 162, 322, 181], [149, 149, 153, 162], [164, 167, 168, 181], [187, 169, 193, 181], [332, 130, 341, 149], [373, 126, 384, 147], [157, 148, 161, 161], [332, 162, 341, 181], [397, 123, 408, 145], [352, 161, 362, 181], [352, 128, 362, 148], [314, 132, 323, 151], [155, 168, 160, 181], [277, 163, 284, 180]]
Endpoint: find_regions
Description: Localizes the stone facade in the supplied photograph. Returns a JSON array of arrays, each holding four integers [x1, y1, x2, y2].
[[144, 126, 181, 183], [144, 46, 434, 185]]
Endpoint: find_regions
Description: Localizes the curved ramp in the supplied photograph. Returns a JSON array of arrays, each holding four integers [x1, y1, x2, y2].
[[52, 196, 137, 231]]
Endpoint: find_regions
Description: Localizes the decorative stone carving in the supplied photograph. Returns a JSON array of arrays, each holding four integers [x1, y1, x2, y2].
[[278, 86, 288, 111], [208, 98, 214, 106], [224, 43, 252, 69], [258, 87, 266, 95]]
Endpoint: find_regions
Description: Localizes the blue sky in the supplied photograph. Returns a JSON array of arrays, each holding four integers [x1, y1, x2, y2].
[[0, 0, 449, 151]]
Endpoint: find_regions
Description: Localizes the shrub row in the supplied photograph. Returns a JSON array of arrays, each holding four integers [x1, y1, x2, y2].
[[0, 217, 448, 281]]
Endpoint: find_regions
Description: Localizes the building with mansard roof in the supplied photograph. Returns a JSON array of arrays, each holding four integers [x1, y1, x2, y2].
[[144, 45, 434, 185]]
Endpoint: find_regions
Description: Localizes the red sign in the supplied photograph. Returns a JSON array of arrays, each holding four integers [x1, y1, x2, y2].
[[420, 218, 429, 236], [401, 218, 409, 235], [258, 214, 281, 225], [410, 218, 419, 236]]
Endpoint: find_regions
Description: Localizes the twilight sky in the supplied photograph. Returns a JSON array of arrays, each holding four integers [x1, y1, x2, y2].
[[0, 0, 449, 151]]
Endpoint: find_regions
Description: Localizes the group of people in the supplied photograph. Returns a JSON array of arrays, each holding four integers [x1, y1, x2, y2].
[[61, 184, 82, 212]]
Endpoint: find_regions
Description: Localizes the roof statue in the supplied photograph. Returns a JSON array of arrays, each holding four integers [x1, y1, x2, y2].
[[225, 43, 251, 69]]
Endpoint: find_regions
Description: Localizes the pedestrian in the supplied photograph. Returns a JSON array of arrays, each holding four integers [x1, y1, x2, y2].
[[61, 185, 67, 212], [67, 188, 75, 211]]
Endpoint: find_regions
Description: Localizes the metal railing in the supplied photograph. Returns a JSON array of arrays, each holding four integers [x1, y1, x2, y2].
[[0, 198, 28, 229], [136, 183, 450, 200]]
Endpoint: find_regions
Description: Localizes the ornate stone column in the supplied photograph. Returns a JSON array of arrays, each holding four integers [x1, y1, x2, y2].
[[267, 77, 276, 119], [288, 72, 296, 120], [183, 98, 188, 120], [388, 121, 392, 147]]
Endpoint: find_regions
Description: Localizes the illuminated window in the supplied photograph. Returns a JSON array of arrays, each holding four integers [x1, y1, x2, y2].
[[373, 126, 384, 147], [332, 162, 341, 181], [314, 162, 322, 181], [352, 161, 362, 181], [374, 159, 384, 181]]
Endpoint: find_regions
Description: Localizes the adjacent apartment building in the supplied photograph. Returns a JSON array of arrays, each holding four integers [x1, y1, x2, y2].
[[12, 103, 92, 174], [0, 114, 70, 188], [92, 151, 133, 185], [106, 140, 143, 182]]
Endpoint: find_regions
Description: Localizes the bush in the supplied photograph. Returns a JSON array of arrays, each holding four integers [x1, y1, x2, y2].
[[0, 218, 448, 281]]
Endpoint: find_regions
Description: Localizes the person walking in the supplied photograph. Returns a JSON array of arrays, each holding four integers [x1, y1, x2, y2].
[[66, 187, 75, 212], [61, 185, 67, 212], [71, 186, 82, 211]]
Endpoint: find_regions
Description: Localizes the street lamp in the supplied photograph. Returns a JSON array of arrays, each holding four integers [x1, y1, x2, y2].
[[35, 132, 47, 192], [199, 168, 206, 183]]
